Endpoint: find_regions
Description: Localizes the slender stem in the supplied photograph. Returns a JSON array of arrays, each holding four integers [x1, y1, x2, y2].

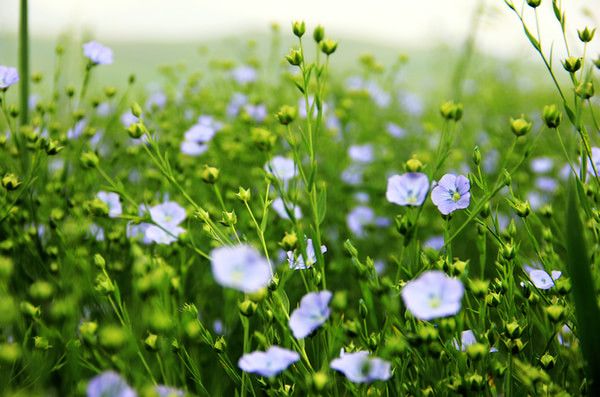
[[19, 0, 29, 125]]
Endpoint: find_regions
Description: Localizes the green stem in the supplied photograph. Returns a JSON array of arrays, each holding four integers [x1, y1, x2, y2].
[[19, 0, 29, 125]]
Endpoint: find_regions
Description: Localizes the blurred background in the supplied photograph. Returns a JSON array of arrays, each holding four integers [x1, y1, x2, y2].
[[0, 0, 599, 85]]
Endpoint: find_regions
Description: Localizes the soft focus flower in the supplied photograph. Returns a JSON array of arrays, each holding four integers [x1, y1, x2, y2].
[[341, 165, 363, 186], [0, 65, 19, 90], [238, 346, 299, 377], [144, 201, 186, 244], [386, 122, 405, 138], [287, 239, 327, 270], [423, 235, 445, 251], [155, 385, 184, 397], [330, 350, 392, 383], [180, 116, 222, 157], [347, 206, 375, 237], [266, 156, 296, 182], [67, 119, 87, 139], [97, 191, 122, 218], [453, 330, 477, 351], [227, 92, 248, 117], [231, 65, 257, 85], [87, 371, 136, 397], [211, 244, 271, 293], [146, 91, 167, 110], [431, 174, 471, 215], [525, 265, 561, 290], [272, 197, 302, 220], [83, 41, 114, 65], [535, 177, 558, 193], [121, 111, 139, 127], [244, 103, 267, 122], [386, 173, 429, 206], [531, 157, 553, 174], [289, 291, 332, 339], [401, 270, 464, 320], [348, 144, 374, 164]]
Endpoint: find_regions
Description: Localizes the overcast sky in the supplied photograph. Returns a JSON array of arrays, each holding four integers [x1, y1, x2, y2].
[[1, 0, 599, 58]]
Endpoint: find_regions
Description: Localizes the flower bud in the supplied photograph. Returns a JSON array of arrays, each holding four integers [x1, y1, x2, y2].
[[320, 39, 338, 56], [238, 300, 257, 317], [34, 336, 51, 350], [79, 321, 98, 345], [131, 102, 143, 118], [504, 320, 523, 339], [250, 128, 276, 151], [472, 146, 481, 166], [213, 336, 227, 353], [99, 325, 128, 350], [201, 165, 220, 184], [144, 333, 159, 352], [29, 280, 54, 301], [0, 343, 21, 364], [542, 104, 562, 128], [577, 27, 596, 43], [248, 288, 268, 303], [313, 26, 325, 43], [440, 101, 463, 121], [276, 105, 297, 125], [526, 0, 541, 7], [279, 231, 298, 251], [285, 49, 303, 66], [236, 187, 251, 202], [512, 200, 531, 218], [417, 325, 439, 344], [20, 301, 41, 318], [94, 274, 115, 295], [466, 343, 488, 360], [127, 122, 146, 139], [405, 158, 423, 172], [545, 304, 565, 322], [219, 211, 237, 227], [359, 299, 369, 319], [485, 292, 501, 307], [2, 173, 21, 191], [562, 56, 582, 73], [312, 371, 329, 392], [540, 353, 556, 369], [469, 279, 489, 298], [80, 151, 99, 168], [575, 81, 594, 99], [292, 21, 306, 38], [510, 116, 532, 137], [44, 139, 64, 155]]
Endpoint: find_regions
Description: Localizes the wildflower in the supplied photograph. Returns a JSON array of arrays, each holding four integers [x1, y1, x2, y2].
[[231, 65, 257, 85], [67, 119, 87, 140], [346, 206, 375, 237], [272, 197, 302, 220], [287, 239, 327, 270], [238, 346, 299, 377], [386, 122, 406, 138], [120, 110, 139, 127], [535, 177, 557, 193], [211, 244, 271, 293], [401, 270, 464, 320], [531, 157, 554, 174], [155, 385, 184, 397], [142, 201, 186, 244], [181, 116, 222, 157], [86, 371, 136, 397], [0, 66, 19, 90], [431, 174, 470, 215], [525, 266, 561, 290], [289, 291, 332, 339], [83, 41, 114, 65], [96, 191, 122, 218], [330, 350, 391, 383], [341, 165, 363, 186], [452, 330, 477, 351], [244, 103, 267, 122], [386, 173, 429, 206], [227, 92, 248, 117], [423, 235, 445, 251], [348, 144, 374, 164], [265, 156, 296, 182], [145, 91, 167, 110]]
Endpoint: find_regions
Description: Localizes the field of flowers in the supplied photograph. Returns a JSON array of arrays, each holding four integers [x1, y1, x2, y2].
[[1, 1, 600, 396]]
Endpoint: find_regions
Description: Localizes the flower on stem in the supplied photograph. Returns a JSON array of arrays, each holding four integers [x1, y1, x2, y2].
[[211, 244, 271, 293], [430, 174, 470, 215], [289, 291, 332, 339], [0, 66, 19, 90], [86, 371, 136, 397], [238, 346, 300, 377], [330, 350, 391, 383], [401, 270, 464, 320], [83, 41, 114, 65], [386, 173, 429, 207]]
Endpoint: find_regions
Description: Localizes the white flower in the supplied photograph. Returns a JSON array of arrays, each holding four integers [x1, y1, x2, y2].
[[211, 244, 271, 293]]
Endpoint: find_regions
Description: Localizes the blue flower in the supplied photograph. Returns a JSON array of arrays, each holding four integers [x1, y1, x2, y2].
[[87, 371, 136, 397], [289, 291, 332, 339], [401, 270, 464, 320], [83, 41, 114, 65], [346, 206, 375, 237], [97, 191, 122, 218], [287, 238, 327, 270], [330, 350, 391, 383], [180, 116, 222, 157], [211, 244, 271, 293], [231, 65, 257, 85], [430, 174, 470, 215], [272, 197, 302, 220], [265, 156, 296, 183], [0, 65, 19, 90], [386, 173, 429, 206], [238, 346, 300, 377], [348, 144, 374, 164]]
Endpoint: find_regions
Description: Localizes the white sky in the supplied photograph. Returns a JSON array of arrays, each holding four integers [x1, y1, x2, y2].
[[1, 0, 599, 58]]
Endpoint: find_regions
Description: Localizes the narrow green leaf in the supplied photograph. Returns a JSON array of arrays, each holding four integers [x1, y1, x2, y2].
[[566, 179, 600, 395], [317, 186, 327, 225]]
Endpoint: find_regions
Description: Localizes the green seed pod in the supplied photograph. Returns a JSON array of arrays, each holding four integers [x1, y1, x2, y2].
[[405, 158, 423, 172], [575, 81, 594, 99], [562, 56, 582, 73], [313, 25, 325, 43], [238, 300, 257, 317], [540, 353, 556, 369], [80, 151, 99, 168], [2, 173, 21, 191], [292, 21, 306, 38], [201, 165, 220, 184], [466, 343, 488, 360], [320, 39, 338, 56], [440, 100, 464, 121], [279, 231, 298, 251], [144, 333, 159, 352], [510, 116, 532, 136], [526, 0, 541, 7], [0, 343, 21, 364], [577, 27, 596, 43], [131, 102, 143, 118], [542, 104, 562, 128], [276, 105, 297, 125], [285, 48, 303, 66], [34, 336, 51, 350], [99, 325, 128, 350]]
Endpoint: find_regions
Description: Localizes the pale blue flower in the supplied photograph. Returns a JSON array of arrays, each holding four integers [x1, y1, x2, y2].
[[83, 41, 114, 65], [531, 157, 553, 174], [347, 206, 374, 237], [87, 371, 136, 397], [130, 201, 186, 245], [287, 239, 327, 270], [348, 144, 374, 164], [386, 173, 429, 206], [97, 191, 122, 218], [525, 266, 561, 290], [535, 177, 558, 193], [231, 65, 257, 85], [265, 156, 296, 182], [272, 197, 302, 220], [227, 93, 248, 117], [423, 235, 445, 251], [452, 330, 477, 351], [401, 270, 464, 320], [67, 119, 87, 139], [211, 244, 271, 293], [330, 350, 391, 383], [386, 122, 405, 138], [0, 65, 19, 90], [289, 291, 332, 339], [238, 346, 299, 377], [431, 174, 470, 215], [244, 103, 267, 122], [146, 91, 167, 110], [120, 111, 139, 127], [341, 165, 363, 186]]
